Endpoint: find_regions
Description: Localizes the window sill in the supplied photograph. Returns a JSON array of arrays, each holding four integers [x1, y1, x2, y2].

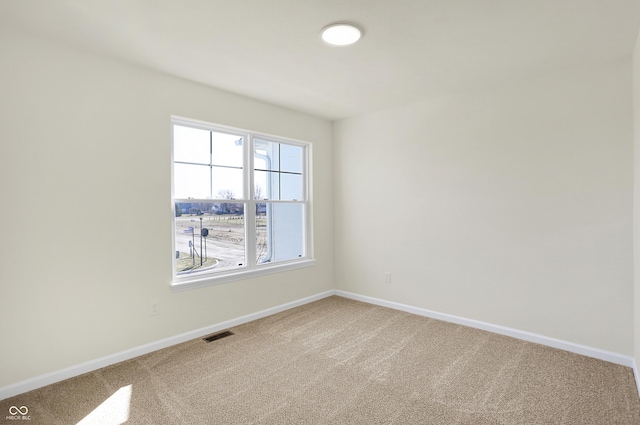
[[171, 258, 316, 292]]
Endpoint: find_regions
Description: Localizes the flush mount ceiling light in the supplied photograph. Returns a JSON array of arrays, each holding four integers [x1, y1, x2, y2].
[[320, 22, 362, 46]]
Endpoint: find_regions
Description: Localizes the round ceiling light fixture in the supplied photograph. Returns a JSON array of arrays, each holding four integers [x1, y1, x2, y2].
[[320, 22, 362, 46]]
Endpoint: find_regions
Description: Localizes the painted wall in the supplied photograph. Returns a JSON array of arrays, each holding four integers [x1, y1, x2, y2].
[[334, 60, 633, 355], [0, 29, 334, 388], [633, 30, 640, 377]]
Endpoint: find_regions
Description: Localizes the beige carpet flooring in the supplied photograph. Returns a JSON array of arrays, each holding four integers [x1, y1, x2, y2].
[[2, 296, 639, 424]]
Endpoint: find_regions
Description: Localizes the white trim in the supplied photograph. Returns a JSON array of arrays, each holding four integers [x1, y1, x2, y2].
[[3, 289, 638, 401], [335, 290, 636, 368], [172, 259, 316, 292], [0, 290, 334, 401], [633, 359, 640, 398]]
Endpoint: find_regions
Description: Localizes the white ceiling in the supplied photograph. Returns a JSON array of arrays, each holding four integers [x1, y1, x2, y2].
[[2, 1, 640, 120]]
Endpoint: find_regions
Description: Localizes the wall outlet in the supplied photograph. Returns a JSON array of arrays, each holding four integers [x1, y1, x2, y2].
[[150, 300, 159, 316], [384, 272, 391, 284]]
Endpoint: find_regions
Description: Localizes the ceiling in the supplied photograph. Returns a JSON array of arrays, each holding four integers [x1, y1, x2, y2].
[[2, 0, 640, 120]]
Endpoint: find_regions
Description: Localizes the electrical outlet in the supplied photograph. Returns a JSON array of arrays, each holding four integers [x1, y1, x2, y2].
[[384, 272, 391, 284], [150, 301, 159, 316]]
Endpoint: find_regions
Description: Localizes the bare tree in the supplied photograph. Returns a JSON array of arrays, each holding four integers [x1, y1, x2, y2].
[[255, 185, 266, 215], [217, 189, 243, 214], [254, 185, 264, 200]]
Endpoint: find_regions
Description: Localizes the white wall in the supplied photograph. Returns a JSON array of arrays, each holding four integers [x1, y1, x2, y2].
[[334, 60, 634, 355], [0, 29, 334, 388], [633, 30, 640, 375]]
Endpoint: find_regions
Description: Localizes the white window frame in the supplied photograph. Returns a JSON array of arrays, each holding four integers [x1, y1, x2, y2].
[[171, 116, 314, 291]]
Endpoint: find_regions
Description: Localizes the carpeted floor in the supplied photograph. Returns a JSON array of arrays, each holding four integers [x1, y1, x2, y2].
[[2, 296, 639, 424]]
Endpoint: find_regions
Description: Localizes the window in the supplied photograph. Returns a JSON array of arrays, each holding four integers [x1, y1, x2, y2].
[[171, 117, 313, 289]]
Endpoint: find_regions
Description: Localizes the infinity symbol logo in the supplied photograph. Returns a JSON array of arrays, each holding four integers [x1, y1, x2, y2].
[[9, 406, 28, 415]]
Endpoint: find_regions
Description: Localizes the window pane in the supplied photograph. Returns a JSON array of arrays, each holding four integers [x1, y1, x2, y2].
[[253, 170, 302, 200], [254, 140, 302, 172], [255, 202, 268, 263], [254, 139, 278, 171], [211, 132, 244, 167], [175, 202, 245, 274], [174, 163, 210, 199], [174, 125, 210, 164], [254, 174, 268, 201], [279, 144, 303, 173], [280, 173, 302, 200], [254, 170, 278, 200], [254, 140, 303, 201], [256, 202, 303, 264], [212, 166, 244, 200]]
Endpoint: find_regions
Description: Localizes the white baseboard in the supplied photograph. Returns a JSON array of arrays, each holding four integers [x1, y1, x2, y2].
[[336, 290, 636, 369], [634, 359, 640, 398], [3, 288, 638, 401], [0, 290, 335, 401]]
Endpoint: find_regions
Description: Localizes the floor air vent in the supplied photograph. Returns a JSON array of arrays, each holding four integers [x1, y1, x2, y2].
[[203, 330, 235, 343]]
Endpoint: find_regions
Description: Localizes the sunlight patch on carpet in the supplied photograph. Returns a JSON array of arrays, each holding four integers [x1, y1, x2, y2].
[[76, 384, 132, 425]]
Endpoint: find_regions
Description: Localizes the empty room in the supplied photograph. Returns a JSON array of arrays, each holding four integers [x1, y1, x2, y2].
[[2, 1, 640, 423]]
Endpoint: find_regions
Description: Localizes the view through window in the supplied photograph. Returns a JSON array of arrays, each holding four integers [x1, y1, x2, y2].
[[172, 118, 311, 285]]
